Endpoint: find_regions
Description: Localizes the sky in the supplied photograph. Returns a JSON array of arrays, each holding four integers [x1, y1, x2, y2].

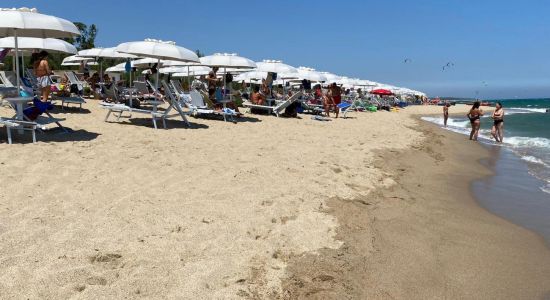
[[3, 0, 550, 99]]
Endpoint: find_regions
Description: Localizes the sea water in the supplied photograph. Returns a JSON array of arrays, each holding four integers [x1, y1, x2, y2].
[[422, 98, 550, 243]]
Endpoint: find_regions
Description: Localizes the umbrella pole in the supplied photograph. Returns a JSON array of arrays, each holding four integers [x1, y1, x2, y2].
[[187, 65, 190, 92], [223, 67, 227, 100], [14, 29, 20, 91], [156, 58, 160, 90]]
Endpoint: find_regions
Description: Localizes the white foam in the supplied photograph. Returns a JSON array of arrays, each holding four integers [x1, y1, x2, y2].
[[521, 155, 549, 167], [507, 107, 547, 114], [505, 136, 550, 149], [540, 185, 550, 195]]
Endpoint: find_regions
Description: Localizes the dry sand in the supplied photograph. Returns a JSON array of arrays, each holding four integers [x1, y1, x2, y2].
[[0, 102, 548, 299]]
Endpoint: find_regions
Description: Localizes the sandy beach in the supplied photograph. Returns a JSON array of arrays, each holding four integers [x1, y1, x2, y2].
[[0, 102, 548, 299]]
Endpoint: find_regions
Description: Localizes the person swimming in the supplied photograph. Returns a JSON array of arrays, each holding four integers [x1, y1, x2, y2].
[[491, 101, 505, 143], [467, 101, 484, 141]]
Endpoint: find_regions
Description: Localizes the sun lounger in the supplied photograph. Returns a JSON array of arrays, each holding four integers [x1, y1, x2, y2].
[[101, 101, 167, 129], [59, 71, 87, 110], [0, 71, 15, 88], [0, 117, 37, 144], [243, 91, 302, 117]]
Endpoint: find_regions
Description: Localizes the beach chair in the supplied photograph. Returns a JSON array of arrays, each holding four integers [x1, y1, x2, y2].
[[0, 117, 37, 144], [243, 91, 302, 117], [159, 81, 194, 126], [101, 101, 167, 129], [0, 71, 15, 88], [59, 71, 87, 110]]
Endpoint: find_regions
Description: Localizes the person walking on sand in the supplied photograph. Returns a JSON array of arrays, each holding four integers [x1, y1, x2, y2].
[[467, 101, 484, 141], [33, 50, 52, 102], [443, 102, 450, 127], [491, 101, 505, 143]]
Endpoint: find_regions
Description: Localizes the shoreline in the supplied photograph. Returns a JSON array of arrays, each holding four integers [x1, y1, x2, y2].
[[281, 116, 550, 299]]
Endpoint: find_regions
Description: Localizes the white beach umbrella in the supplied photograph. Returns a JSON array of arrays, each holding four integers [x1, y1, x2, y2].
[[320, 72, 341, 84], [172, 66, 211, 77], [255, 60, 298, 74], [105, 62, 130, 73], [297, 67, 327, 82], [0, 7, 80, 90], [78, 47, 137, 59], [62, 55, 94, 63], [132, 58, 164, 68], [62, 61, 98, 67], [0, 37, 77, 54], [200, 53, 257, 94], [116, 39, 199, 89], [78, 47, 137, 78]]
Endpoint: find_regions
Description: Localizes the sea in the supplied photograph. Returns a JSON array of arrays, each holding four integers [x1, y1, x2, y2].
[[422, 98, 550, 245]]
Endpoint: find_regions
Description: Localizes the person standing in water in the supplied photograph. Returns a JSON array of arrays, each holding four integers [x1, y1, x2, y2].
[[467, 101, 484, 141], [491, 101, 505, 143], [443, 102, 450, 127]]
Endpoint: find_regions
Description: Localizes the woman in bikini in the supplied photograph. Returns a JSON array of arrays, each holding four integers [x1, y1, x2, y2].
[[467, 101, 484, 141], [33, 51, 52, 102], [443, 102, 450, 127], [491, 101, 505, 143], [323, 88, 335, 117]]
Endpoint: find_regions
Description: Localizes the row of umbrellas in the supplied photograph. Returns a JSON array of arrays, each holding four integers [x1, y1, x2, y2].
[[0, 7, 426, 97]]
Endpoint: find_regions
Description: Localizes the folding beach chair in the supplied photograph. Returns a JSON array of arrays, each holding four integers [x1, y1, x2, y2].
[[58, 71, 87, 110], [0, 117, 37, 144]]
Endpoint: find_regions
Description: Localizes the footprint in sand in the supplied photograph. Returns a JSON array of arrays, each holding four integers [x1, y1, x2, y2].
[[86, 276, 107, 286]]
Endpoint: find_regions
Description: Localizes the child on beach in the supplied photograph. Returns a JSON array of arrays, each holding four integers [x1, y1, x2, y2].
[[491, 102, 505, 143], [467, 101, 484, 141]]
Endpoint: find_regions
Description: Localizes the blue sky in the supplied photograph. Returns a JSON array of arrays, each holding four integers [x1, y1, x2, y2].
[[4, 0, 550, 98]]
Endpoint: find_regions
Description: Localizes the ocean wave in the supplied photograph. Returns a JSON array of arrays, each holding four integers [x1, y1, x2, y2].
[[521, 155, 549, 167], [421, 116, 470, 128], [507, 107, 548, 114], [505, 136, 550, 149]]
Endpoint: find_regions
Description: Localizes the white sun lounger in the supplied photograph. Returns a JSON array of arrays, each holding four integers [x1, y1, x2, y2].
[[0, 117, 37, 144], [59, 71, 87, 110], [243, 91, 303, 117]]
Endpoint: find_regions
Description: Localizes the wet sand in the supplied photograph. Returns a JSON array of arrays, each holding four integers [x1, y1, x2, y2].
[[281, 121, 550, 299]]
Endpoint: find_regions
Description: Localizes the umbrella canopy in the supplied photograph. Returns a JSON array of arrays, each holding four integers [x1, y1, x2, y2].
[[105, 62, 129, 73], [235, 70, 299, 82], [297, 67, 327, 82], [132, 58, 164, 68], [171, 66, 212, 77], [0, 8, 80, 38], [62, 61, 98, 66], [62, 55, 95, 64], [255, 60, 297, 74], [162, 60, 200, 67], [0, 37, 77, 54], [370, 89, 394, 96], [116, 39, 199, 63], [200, 53, 256, 69], [78, 47, 137, 59], [159, 65, 210, 74], [320, 72, 341, 83]]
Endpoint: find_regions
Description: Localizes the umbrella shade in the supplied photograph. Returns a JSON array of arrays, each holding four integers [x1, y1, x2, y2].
[[105, 62, 128, 72], [78, 47, 137, 59], [0, 8, 80, 38], [115, 39, 199, 63], [255, 60, 297, 74], [200, 53, 256, 69], [0, 37, 76, 54], [370, 89, 394, 96]]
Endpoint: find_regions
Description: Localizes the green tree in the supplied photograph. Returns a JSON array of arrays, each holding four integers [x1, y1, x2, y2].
[[71, 22, 98, 50], [195, 50, 204, 58]]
